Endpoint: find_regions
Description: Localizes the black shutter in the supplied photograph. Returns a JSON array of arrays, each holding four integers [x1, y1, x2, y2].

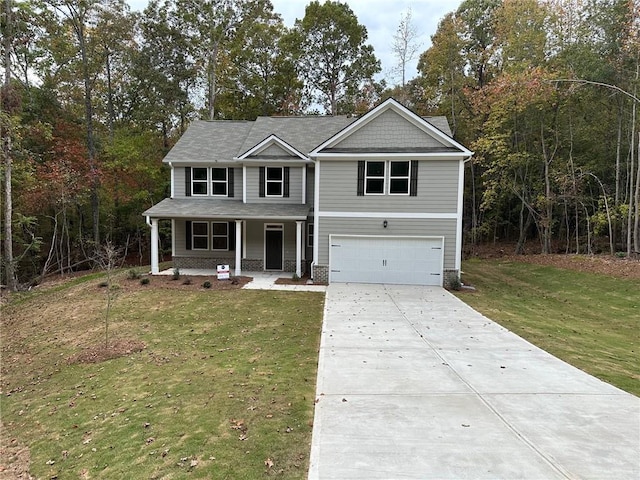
[[228, 221, 236, 251], [185, 167, 192, 196], [410, 161, 418, 196], [185, 221, 192, 250], [259, 167, 265, 197], [228, 168, 234, 197], [357, 161, 365, 196], [283, 167, 290, 197]]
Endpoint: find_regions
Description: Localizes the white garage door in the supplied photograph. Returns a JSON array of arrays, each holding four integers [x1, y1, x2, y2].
[[329, 235, 444, 286]]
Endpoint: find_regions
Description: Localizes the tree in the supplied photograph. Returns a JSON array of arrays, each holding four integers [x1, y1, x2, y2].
[[456, 0, 501, 88], [39, 0, 132, 246], [2, 0, 18, 291], [294, 0, 380, 115], [224, 12, 303, 118], [391, 7, 421, 89]]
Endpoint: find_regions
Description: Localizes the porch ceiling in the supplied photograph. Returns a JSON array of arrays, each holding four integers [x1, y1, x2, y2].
[[143, 198, 311, 220]]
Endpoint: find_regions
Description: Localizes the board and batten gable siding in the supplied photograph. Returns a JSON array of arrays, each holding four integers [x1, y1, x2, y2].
[[173, 166, 243, 199], [258, 143, 294, 156], [317, 217, 457, 268], [333, 109, 443, 150], [318, 160, 459, 213], [245, 166, 304, 204]]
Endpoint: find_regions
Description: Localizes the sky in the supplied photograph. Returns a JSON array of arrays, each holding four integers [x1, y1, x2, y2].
[[126, 0, 464, 85]]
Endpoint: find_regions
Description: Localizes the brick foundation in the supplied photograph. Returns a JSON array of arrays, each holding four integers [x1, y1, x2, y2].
[[312, 265, 329, 284], [173, 257, 236, 269]]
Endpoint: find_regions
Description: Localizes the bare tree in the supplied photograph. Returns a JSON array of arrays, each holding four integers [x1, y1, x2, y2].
[[391, 7, 421, 88], [95, 241, 121, 348]]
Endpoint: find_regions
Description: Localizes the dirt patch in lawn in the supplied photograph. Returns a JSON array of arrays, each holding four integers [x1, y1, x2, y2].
[[0, 435, 33, 480], [67, 338, 146, 364], [468, 243, 639, 280], [500, 254, 640, 280]]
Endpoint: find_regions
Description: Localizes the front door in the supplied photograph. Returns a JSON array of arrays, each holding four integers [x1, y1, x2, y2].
[[265, 225, 283, 270]]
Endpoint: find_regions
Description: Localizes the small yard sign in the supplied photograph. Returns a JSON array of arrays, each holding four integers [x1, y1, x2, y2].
[[217, 264, 230, 280]]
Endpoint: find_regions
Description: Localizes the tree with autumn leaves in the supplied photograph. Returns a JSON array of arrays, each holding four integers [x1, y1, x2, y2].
[[2, 0, 639, 289]]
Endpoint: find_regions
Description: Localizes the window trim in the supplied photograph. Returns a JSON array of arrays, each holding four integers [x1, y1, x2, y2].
[[265, 166, 284, 197], [191, 167, 209, 196], [191, 221, 209, 250], [211, 168, 228, 197], [388, 161, 411, 196], [211, 221, 229, 251], [364, 161, 386, 195]]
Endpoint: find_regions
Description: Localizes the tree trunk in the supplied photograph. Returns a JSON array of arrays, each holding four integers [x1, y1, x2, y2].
[[208, 42, 219, 121], [634, 132, 640, 253], [77, 17, 100, 246], [2, 0, 17, 291]]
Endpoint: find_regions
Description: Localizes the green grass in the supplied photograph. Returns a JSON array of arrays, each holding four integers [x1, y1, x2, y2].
[[1, 275, 324, 479], [456, 258, 640, 396]]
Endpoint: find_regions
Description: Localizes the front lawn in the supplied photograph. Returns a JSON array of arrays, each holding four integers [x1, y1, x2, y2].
[[1, 273, 324, 479], [456, 258, 639, 396]]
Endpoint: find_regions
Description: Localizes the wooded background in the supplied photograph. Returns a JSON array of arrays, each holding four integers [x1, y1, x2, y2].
[[1, 0, 639, 289]]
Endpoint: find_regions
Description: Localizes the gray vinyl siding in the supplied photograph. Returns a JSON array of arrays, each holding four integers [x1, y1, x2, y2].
[[306, 166, 315, 205], [316, 217, 457, 269], [173, 219, 236, 259], [245, 166, 304, 204], [318, 160, 459, 213], [242, 220, 300, 262], [334, 109, 443, 150], [174, 219, 300, 262], [173, 166, 242, 199]]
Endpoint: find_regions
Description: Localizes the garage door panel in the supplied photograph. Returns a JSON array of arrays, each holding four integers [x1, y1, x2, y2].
[[329, 235, 443, 286]]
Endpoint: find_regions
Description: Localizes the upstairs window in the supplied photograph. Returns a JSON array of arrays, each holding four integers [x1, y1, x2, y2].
[[211, 168, 228, 196], [192, 168, 208, 196], [357, 161, 418, 196], [389, 161, 410, 195], [365, 161, 385, 195], [259, 167, 289, 198], [266, 167, 283, 196]]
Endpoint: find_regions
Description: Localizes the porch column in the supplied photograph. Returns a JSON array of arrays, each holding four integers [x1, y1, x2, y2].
[[235, 219, 242, 276], [150, 217, 159, 274], [295, 220, 303, 278]]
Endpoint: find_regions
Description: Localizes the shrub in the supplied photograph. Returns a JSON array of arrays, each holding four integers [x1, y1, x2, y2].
[[202, 280, 212, 289], [172, 268, 180, 280], [292, 273, 300, 281], [127, 269, 141, 280], [140, 277, 150, 285], [448, 276, 462, 291]]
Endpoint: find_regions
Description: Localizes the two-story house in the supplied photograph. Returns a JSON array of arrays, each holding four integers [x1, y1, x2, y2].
[[142, 98, 473, 286]]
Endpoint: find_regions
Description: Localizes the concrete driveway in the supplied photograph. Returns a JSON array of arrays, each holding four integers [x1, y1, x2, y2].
[[308, 284, 640, 479]]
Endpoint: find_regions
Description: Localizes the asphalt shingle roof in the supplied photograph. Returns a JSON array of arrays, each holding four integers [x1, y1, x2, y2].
[[162, 114, 454, 165], [143, 198, 311, 220]]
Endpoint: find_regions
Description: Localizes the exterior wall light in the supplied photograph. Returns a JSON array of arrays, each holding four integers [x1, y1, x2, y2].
[[383, 220, 388, 228]]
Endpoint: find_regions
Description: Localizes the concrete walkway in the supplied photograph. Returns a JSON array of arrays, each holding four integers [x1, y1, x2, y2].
[[308, 284, 640, 479]]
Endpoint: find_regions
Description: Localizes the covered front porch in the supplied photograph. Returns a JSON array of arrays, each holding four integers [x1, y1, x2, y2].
[[143, 198, 311, 278]]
